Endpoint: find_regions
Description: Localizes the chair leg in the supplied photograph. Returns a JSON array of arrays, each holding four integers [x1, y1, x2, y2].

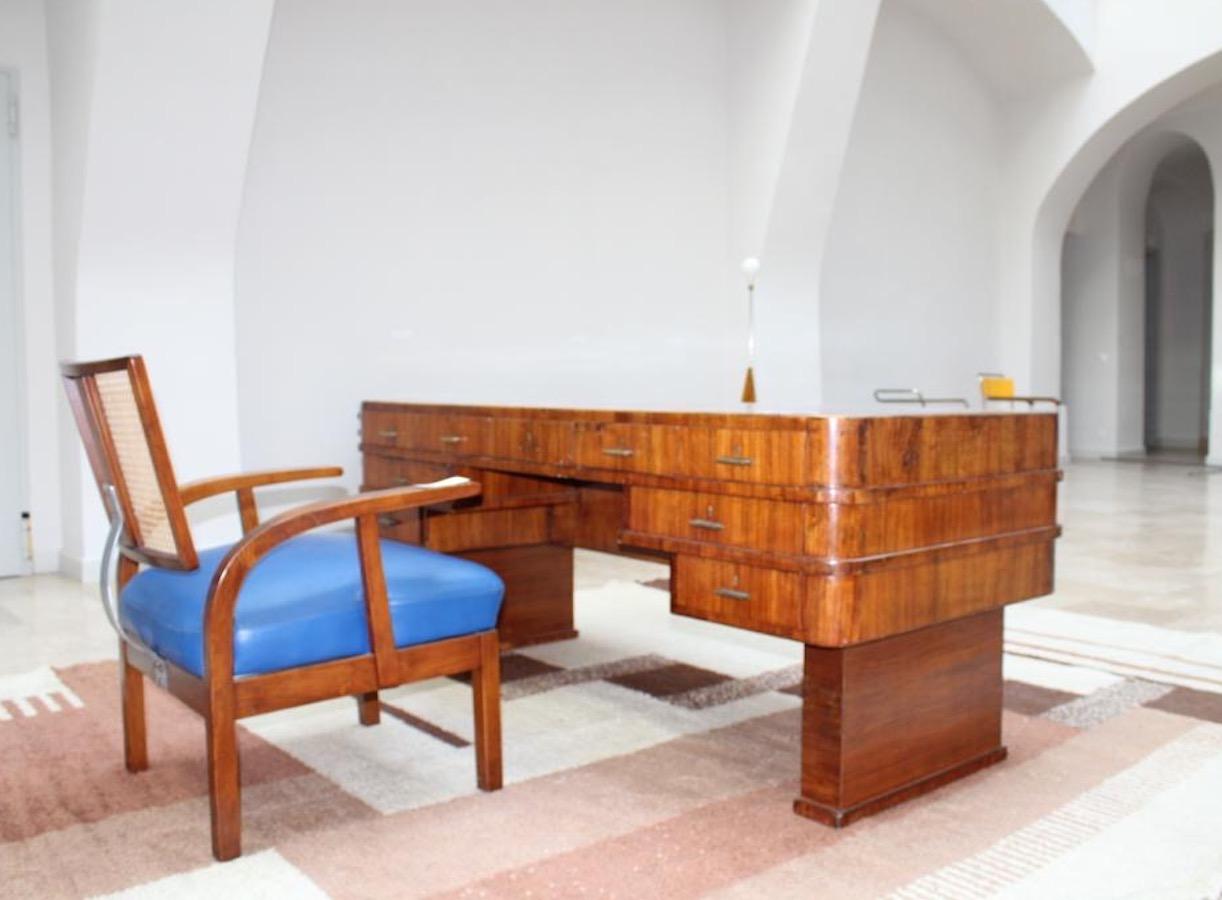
[[119, 643, 148, 773], [206, 707, 242, 861], [357, 691, 381, 726], [472, 631, 502, 791]]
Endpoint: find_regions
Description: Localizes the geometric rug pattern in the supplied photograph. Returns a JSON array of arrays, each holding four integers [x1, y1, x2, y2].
[[3, 577, 1222, 899]]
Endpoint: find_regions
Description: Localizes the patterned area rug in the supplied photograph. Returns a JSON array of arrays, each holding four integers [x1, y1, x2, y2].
[[3, 578, 1222, 899]]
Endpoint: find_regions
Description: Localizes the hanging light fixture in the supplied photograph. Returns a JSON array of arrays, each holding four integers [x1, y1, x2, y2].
[[740, 257, 760, 404]]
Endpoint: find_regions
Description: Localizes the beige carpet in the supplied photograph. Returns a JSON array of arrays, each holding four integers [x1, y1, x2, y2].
[[3, 579, 1222, 898]]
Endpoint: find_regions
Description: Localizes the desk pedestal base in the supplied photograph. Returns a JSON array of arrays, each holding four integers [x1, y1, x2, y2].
[[794, 747, 1007, 827], [461, 543, 579, 650], [795, 609, 1005, 826]]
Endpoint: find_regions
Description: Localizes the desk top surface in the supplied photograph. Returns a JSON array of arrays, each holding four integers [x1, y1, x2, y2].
[[363, 400, 1057, 430]]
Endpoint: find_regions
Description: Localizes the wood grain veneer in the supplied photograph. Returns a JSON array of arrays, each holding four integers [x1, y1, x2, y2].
[[672, 556, 803, 639], [794, 609, 1005, 825], [424, 507, 552, 553], [360, 400, 1059, 828], [490, 418, 575, 466], [459, 544, 577, 649], [627, 487, 805, 556]]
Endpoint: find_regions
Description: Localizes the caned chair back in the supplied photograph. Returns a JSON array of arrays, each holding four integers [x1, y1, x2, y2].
[[61, 356, 199, 570]]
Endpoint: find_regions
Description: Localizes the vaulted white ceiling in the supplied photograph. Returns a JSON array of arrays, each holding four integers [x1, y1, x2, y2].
[[895, 0, 1094, 98]]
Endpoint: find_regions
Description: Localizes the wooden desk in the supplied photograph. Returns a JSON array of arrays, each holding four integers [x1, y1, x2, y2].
[[360, 402, 1059, 826]]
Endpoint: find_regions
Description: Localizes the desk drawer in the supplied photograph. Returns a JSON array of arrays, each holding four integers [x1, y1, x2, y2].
[[363, 409, 404, 449], [672, 556, 803, 639], [701, 429, 806, 485], [399, 413, 490, 456], [573, 423, 691, 475], [489, 419, 574, 466], [575, 422, 805, 485], [425, 507, 551, 553], [627, 487, 804, 555], [376, 509, 422, 545], [364, 455, 453, 489]]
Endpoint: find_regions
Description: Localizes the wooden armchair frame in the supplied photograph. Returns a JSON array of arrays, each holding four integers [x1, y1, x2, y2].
[[61, 356, 502, 861]]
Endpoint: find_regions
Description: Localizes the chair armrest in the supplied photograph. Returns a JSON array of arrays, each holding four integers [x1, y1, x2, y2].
[[202, 478, 482, 686], [179, 467, 344, 505], [180, 466, 344, 535]]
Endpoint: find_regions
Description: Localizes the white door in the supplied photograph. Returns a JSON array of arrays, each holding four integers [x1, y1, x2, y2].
[[0, 71, 24, 577]]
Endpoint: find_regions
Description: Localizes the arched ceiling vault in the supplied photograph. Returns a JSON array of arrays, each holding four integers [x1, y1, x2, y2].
[[892, 0, 1093, 99]]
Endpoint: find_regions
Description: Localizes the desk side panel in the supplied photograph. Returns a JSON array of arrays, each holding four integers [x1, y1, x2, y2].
[[814, 414, 1058, 488], [805, 534, 1054, 645]]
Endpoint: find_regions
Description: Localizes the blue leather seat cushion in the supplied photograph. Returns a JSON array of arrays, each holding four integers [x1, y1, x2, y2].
[[120, 533, 504, 678]]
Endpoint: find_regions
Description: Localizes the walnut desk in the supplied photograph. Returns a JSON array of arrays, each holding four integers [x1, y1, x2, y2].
[[359, 402, 1059, 826]]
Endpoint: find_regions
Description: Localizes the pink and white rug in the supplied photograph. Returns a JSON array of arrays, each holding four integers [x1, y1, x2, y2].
[[2, 577, 1221, 899]]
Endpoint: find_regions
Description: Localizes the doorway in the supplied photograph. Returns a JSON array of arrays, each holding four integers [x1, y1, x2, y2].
[[0, 70, 25, 576], [1143, 144, 1214, 459]]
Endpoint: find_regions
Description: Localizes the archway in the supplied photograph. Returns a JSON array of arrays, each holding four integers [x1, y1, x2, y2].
[[1144, 144, 1214, 457], [1005, 37, 1222, 406], [1060, 133, 1215, 459]]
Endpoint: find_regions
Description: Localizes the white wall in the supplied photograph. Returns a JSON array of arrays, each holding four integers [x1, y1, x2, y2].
[[819, 1, 1002, 409], [48, 0, 275, 573], [749, 0, 881, 411], [235, 0, 743, 484], [26, 0, 1222, 574], [1145, 147, 1212, 450], [45, 0, 100, 574], [34, 0, 880, 574], [725, 0, 818, 267], [1045, 0, 1097, 57], [0, 0, 59, 572], [1061, 156, 1134, 456]]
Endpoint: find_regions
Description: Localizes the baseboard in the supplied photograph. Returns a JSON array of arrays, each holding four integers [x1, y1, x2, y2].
[[1066, 448, 1118, 460], [1147, 438, 1203, 452], [58, 551, 99, 583], [1067, 446, 1146, 460]]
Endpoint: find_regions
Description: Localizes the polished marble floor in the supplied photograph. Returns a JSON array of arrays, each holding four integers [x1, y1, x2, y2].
[[2, 459, 1221, 681], [1039, 459, 1222, 633]]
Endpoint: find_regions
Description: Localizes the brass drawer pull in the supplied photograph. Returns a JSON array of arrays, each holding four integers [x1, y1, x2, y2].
[[714, 587, 750, 601], [689, 517, 724, 531], [377, 429, 398, 439], [392, 476, 409, 485], [378, 515, 401, 527], [439, 435, 465, 445], [602, 447, 634, 458], [715, 455, 754, 467]]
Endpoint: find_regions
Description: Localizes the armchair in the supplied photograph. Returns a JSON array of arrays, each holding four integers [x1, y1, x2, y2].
[[60, 355, 504, 861]]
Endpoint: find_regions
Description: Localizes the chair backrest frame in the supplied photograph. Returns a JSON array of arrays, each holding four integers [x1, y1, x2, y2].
[[61, 355, 199, 571]]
